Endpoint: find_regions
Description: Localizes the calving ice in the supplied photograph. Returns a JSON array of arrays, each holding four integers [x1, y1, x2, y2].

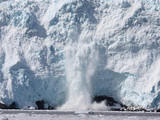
[[0, 0, 160, 110]]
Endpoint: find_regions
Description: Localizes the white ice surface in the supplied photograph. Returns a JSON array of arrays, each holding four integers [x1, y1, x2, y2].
[[0, 0, 160, 110]]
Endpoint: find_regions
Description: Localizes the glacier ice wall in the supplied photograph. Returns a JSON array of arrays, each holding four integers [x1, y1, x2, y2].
[[0, 0, 160, 109]]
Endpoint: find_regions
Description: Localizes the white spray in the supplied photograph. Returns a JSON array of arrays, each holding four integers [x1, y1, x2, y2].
[[60, 33, 101, 110]]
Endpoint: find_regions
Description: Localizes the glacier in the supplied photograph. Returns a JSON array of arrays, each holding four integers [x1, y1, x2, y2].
[[0, 0, 160, 110]]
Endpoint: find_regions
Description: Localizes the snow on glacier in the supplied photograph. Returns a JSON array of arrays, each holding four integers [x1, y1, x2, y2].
[[0, 0, 160, 110]]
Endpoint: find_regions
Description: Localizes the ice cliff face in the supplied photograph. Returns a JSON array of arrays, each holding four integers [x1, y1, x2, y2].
[[0, 0, 160, 109]]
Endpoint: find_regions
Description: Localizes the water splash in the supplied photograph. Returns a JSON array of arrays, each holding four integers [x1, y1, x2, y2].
[[59, 36, 100, 110]]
